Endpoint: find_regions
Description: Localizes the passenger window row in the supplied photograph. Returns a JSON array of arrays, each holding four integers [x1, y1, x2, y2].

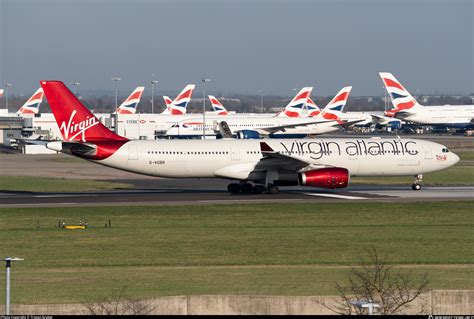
[[147, 151, 230, 155]]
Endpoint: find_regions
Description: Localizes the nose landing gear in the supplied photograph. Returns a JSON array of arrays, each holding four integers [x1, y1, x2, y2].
[[411, 174, 423, 191]]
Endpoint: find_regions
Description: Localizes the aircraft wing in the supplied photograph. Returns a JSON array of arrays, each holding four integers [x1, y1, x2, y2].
[[257, 120, 333, 134], [370, 114, 389, 124], [255, 142, 328, 172], [339, 119, 366, 128]]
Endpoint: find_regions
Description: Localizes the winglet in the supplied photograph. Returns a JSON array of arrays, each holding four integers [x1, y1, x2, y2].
[[260, 142, 274, 152]]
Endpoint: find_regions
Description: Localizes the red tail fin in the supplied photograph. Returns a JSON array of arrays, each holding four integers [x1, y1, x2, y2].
[[40, 81, 127, 142]]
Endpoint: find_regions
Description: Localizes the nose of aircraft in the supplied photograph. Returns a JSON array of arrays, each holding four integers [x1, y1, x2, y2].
[[452, 152, 460, 165]]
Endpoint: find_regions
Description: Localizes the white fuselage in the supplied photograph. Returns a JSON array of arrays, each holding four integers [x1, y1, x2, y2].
[[89, 138, 458, 183], [165, 116, 339, 137], [338, 111, 375, 126], [23, 112, 293, 140], [396, 105, 474, 127]]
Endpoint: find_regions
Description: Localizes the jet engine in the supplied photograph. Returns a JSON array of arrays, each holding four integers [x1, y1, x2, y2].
[[388, 120, 402, 130], [236, 130, 261, 139], [298, 167, 349, 189]]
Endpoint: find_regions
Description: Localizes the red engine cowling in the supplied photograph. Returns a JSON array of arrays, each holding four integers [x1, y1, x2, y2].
[[298, 167, 349, 189]]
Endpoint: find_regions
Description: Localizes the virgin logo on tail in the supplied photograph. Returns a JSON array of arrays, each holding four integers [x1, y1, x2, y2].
[[60, 110, 100, 142]]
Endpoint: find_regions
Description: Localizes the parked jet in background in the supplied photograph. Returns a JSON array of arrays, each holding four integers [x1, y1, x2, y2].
[[380, 72, 474, 129], [162, 96, 173, 109], [16, 88, 44, 115], [208, 95, 230, 115], [115, 86, 145, 114], [40, 80, 459, 193], [306, 98, 321, 117], [161, 84, 196, 115], [277, 87, 313, 117]]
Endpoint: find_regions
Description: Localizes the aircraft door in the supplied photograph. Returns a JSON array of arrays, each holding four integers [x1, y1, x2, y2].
[[423, 144, 433, 160], [128, 144, 138, 160], [230, 145, 240, 161]]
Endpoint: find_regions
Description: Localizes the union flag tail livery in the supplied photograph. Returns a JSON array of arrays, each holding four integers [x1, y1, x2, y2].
[[40, 81, 127, 142], [278, 87, 313, 117], [306, 98, 321, 117], [161, 84, 195, 115], [16, 88, 44, 115], [163, 95, 173, 107], [208, 95, 229, 115], [320, 86, 352, 122], [379, 72, 420, 117], [116, 86, 145, 114]]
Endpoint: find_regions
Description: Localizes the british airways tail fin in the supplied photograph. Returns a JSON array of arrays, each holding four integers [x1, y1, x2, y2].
[[116, 86, 145, 114], [40, 81, 127, 142], [379, 72, 421, 116], [17, 88, 44, 115], [208, 95, 229, 115], [277, 87, 313, 117], [306, 98, 321, 117], [320, 86, 352, 122], [161, 96, 173, 114], [166, 84, 195, 115]]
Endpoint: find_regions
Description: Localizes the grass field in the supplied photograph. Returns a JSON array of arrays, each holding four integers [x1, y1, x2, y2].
[[0, 176, 132, 192], [0, 202, 472, 304]]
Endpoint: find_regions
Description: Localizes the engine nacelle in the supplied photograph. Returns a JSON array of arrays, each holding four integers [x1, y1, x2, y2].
[[236, 130, 261, 139], [388, 120, 402, 130], [298, 167, 349, 189]]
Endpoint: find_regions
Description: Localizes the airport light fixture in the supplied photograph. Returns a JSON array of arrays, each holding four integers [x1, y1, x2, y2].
[[71, 82, 80, 96], [151, 79, 159, 114], [4, 83, 11, 110], [111, 76, 121, 112], [3, 257, 23, 315], [201, 78, 211, 139], [258, 90, 264, 113]]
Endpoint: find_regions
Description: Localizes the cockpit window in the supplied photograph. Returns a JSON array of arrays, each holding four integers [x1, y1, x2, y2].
[[442, 148, 450, 153]]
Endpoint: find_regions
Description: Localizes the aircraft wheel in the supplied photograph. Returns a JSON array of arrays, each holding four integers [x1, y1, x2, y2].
[[227, 183, 240, 194], [411, 184, 421, 191], [267, 184, 280, 194], [240, 182, 254, 194], [252, 185, 266, 194]]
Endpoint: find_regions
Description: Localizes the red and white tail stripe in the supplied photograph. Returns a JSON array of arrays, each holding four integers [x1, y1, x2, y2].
[[116, 86, 145, 114], [306, 98, 321, 117], [278, 87, 313, 117], [320, 86, 352, 122], [208, 95, 229, 115], [17, 88, 44, 115], [380, 72, 420, 117]]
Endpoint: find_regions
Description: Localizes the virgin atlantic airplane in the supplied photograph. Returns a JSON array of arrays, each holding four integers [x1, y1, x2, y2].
[[41, 80, 459, 194]]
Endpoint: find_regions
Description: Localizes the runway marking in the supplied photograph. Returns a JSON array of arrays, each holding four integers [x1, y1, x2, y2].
[[34, 194, 96, 198], [199, 199, 303, 203], [302, 193, 367, 200]]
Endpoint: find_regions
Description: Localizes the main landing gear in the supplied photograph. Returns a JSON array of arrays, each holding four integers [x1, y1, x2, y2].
[[227, 183, 279, 195], [411, 174, 423, 191]]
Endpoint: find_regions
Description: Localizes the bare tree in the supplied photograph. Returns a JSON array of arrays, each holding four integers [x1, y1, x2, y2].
[[83, 286, 155, 315], [325, 249, 429, 315]]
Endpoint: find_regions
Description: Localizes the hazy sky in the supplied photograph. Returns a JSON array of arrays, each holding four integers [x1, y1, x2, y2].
[[1, 0, 473, 96]]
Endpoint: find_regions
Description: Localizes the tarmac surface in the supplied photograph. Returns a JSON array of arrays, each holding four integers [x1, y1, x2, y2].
[[1, 180, 473, 207]]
